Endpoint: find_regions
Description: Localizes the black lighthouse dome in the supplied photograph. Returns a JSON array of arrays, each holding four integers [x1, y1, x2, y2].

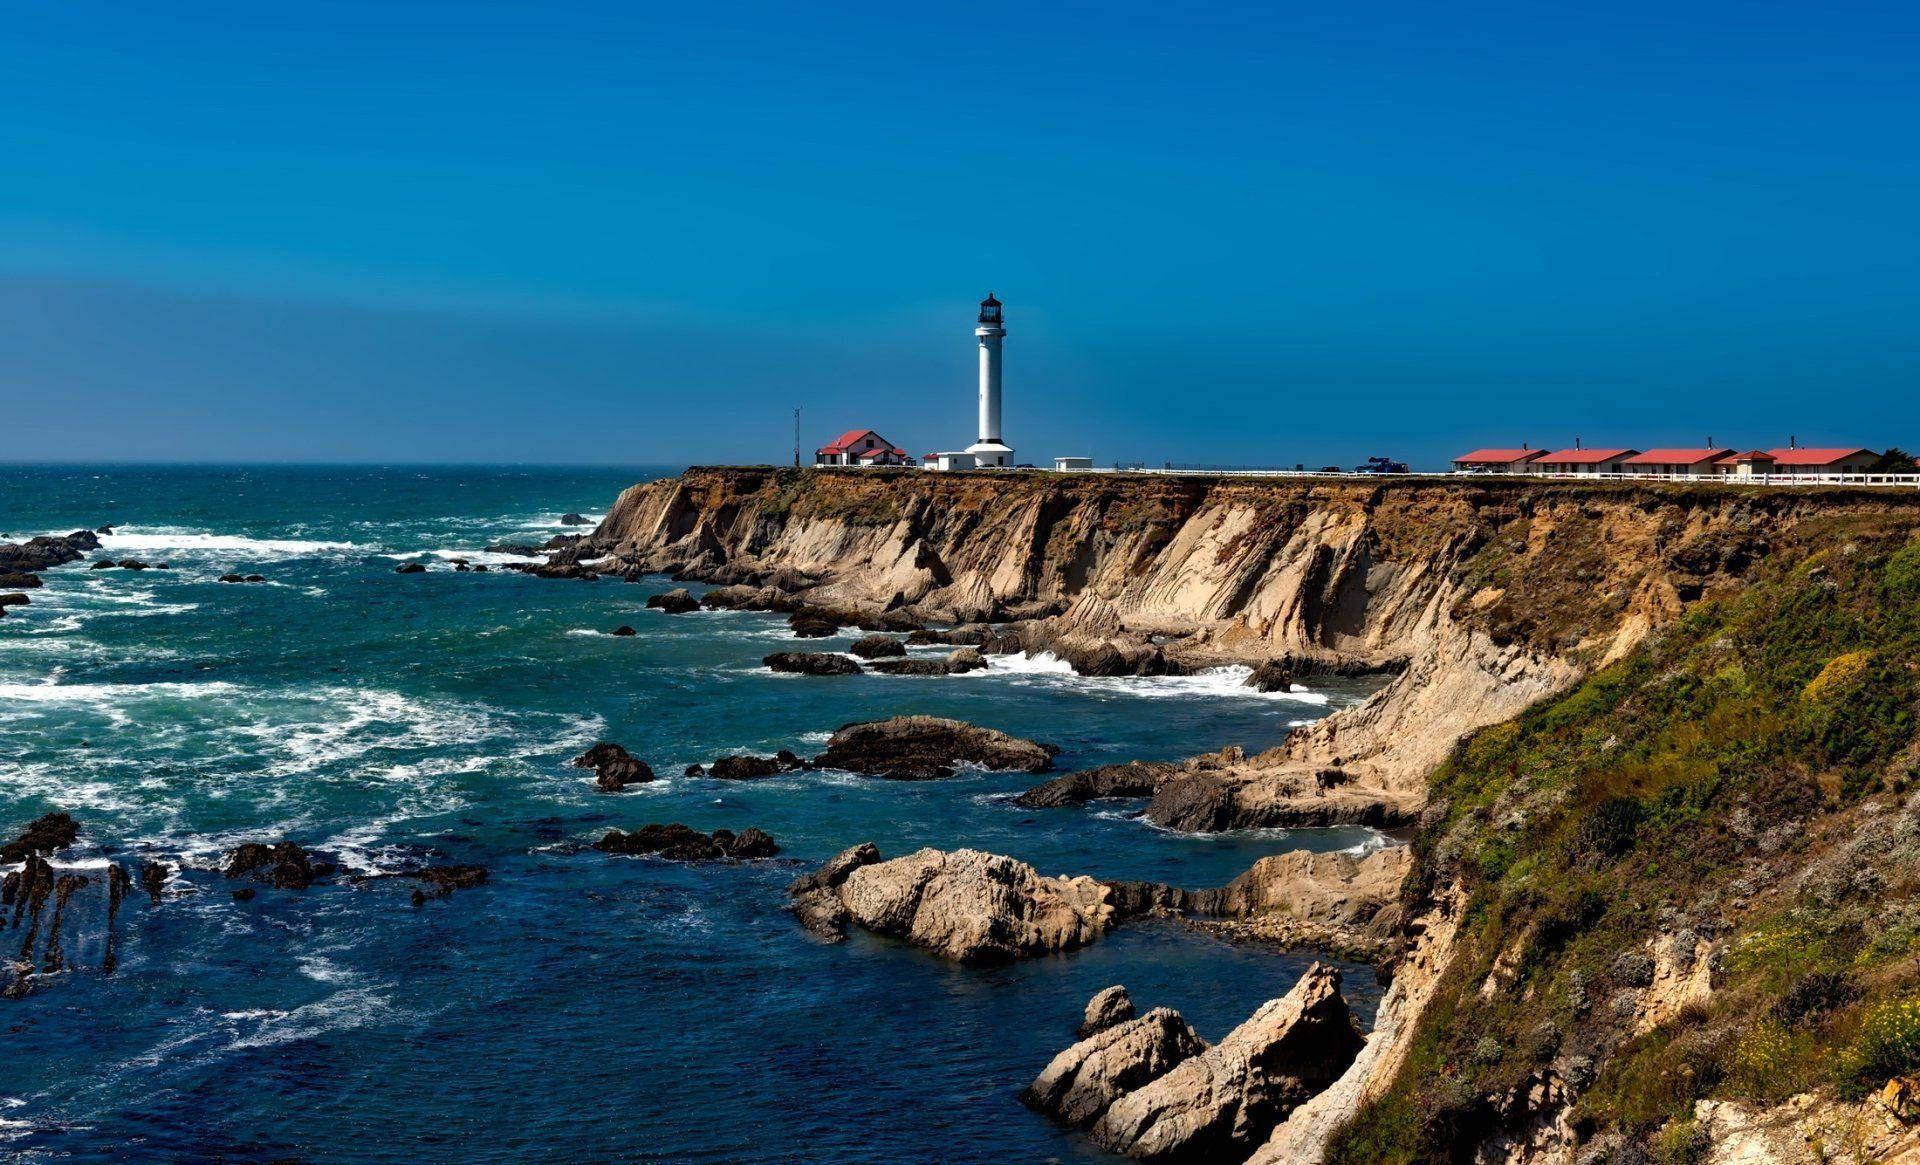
[[977, 292, 1002, 326]]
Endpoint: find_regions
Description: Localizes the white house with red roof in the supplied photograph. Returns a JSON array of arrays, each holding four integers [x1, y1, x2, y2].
[[814, 429, 911, 467], [1622, 448, 1739, 476], [1765, 446, 1879, 475], [1533, 445, 1640, 475], [1451, 447, 1548, 473]]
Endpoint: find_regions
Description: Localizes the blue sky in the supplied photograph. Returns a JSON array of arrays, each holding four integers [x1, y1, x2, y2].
[[3, 0, 1917, 467]]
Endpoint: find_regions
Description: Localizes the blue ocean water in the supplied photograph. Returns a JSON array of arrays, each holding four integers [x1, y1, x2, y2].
[[0, 465, 1385, 1164]]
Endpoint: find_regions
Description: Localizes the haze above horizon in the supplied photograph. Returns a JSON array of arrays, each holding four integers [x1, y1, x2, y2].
[[4, 0, 1917, 468]]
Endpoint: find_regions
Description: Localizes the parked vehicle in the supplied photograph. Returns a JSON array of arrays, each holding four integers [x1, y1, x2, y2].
[[1353, 456, 1410, 474]]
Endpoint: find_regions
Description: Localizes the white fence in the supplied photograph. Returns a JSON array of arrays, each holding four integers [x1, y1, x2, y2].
[[1067, 465, 1920, 487]]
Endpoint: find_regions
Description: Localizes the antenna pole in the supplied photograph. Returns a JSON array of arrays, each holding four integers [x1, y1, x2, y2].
[[793, 407, 801, 468]]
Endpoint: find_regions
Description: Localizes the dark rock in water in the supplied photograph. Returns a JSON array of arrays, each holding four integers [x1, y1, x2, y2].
[[526, 562, 599, 581], [541, 534, 585, 551], [223, 841, 334, 891], [572, 742, 655, 791], [719, 826, 779, 859], [2, 813, 80, 864], [0, 591, 30, 607], [786, 842, 882, 940], [701, 584, 802, 613], [454, 563, 471, 572], [245, 574, 265, 583], [395, 562, 427, 574], [684, 764, 705, 776], [483, 542, 542, 556], [0, 573, 42, 589], [1014, 761, 1179, 809], [811, 716, 1057, 780], [645, 588, 699, 614], [154, 563, 171, 570], [232, 888, 256, 902], [472, 564, 490, 573], [865, 656, 952, 676], [117, 559, 149, 571], [945, 648, 988, 673], [0, 530, 100, 575], [1245, 659, 1296, 693], [609, 625, 637, 636], [848, 634, 906, 659], [1051, 637, 1171, 677], [594, 823, 777, 861], [763, 652, 861, 676], [559, 512, 590, 526], [705, 752, 807, 780], [408, 865, 488, 901], [217, 573, 250, 583], [138, 861, 169, 905], [1079, 985, 1137, 1038], [788, 611, 839, 638], [96, 525, 113, 534], [91, 559, 115, 569]]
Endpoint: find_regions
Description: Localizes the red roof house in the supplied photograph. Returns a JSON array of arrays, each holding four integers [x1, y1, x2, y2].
[[1764, 447, 1879, 474], [1622, 449, 1739, 475], [1533, 447, 1639, 474], [815, 429, 911, 467], [1452, 448, 1548, 473]]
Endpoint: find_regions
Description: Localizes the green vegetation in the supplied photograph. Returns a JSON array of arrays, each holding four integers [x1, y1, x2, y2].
[[1330, 513, 1920, 1162]]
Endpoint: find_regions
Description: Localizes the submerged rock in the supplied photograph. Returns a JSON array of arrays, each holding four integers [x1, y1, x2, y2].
[[407, 865, 489, 905], [594, 823, 779, 861], [609, 624, 637, 636], [1, 813, 80, 864], [646, 588, 699, 614], [483, 542, 542, 557], [1024, 1005, 1208, 1128], [1090, 964, 1365, 1162], [763, 651, 862, 676], [810, 716, 1057, 780], [791, 845, 1114, 964], [1014, 761, 1178, 809], [573, 742, 655, 791], [217, 573, 267, 583], [559, 512, 591, 526], [223, 841, 334, 891], [395, 562, 426, 574]]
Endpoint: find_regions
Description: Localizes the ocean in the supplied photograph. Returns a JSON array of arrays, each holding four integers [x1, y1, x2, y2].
[[0, 464, 1384, 1164]]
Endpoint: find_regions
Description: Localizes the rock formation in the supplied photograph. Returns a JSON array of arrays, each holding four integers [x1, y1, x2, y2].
[[1080, 984, 1138, 1037], [223, 841, 334, 891], [1090, 964, 1364, 1162], [1024, 1004, 1208, 1128], [0, 530, 101, 576], [786, 845, 1113, 963], [2, 813, 80, 863], [594, 823, 778, 861], [848, 634, 906, 659], [763, 651, 862, 675], [572, 742, 655, 791], [1015, 761, 1179, 808], [810, 716, 1056, 779], [645, 587, 698, 613]]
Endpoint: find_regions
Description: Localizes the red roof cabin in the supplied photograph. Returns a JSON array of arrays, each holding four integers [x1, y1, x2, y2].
[[1765, 447, 1879, 475], [815, 429, 911, 467], [1622, 448, 1738, 476], [1452, 447, 1548, 473], [1533, 447, 1639, 475]]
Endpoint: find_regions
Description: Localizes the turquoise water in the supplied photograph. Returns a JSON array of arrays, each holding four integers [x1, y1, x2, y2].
[[1, 465, 1384, 1163]]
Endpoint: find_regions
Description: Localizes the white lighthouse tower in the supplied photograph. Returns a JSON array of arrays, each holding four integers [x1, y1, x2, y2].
[[964, 292, 1014, 467]]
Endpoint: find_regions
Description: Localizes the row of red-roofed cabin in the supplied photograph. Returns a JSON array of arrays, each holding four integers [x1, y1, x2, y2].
[[1452, 443, 1882, 477]]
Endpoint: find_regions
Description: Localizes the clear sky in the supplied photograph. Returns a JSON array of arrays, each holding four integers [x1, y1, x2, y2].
[[4, 0, 1917, 467]]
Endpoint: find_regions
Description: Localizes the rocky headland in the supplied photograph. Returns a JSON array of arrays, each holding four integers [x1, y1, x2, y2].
[[541, 467, 1920, 1162]]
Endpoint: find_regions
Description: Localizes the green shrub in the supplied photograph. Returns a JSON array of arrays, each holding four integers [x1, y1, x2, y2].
[[1768, 970, 1854, 1029], [1572, 796, 1644, 864], [1843, 995, 1920, 1092]]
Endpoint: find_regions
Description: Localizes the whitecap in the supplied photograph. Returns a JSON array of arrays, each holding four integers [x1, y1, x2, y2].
[[979, 652, 1333, 704], [98, 528, 364, 557]]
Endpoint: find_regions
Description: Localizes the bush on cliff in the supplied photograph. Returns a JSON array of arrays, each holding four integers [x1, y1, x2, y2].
[[1329, 516, 1920, 1163]]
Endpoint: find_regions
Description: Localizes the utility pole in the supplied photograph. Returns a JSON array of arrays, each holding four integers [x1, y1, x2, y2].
[[793, 407, 801, 468]]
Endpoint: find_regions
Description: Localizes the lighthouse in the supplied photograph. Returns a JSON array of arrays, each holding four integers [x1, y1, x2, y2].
[[964, 293, 1014, 467]]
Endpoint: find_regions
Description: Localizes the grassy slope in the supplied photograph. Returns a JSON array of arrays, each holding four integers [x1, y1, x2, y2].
[[1329, 511, 1920, 1163]]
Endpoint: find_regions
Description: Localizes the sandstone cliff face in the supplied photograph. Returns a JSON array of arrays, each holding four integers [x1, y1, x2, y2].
[[588, 469, 1858, 808]]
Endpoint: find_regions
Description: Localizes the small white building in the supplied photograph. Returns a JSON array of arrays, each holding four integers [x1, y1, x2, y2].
[[928, 451, 977, 472], [815, 429, 910, 467], [1053, 456, 1093, 472]]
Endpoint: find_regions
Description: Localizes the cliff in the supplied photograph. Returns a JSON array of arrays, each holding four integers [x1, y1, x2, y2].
[[578, 467, 1920, 1162]]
